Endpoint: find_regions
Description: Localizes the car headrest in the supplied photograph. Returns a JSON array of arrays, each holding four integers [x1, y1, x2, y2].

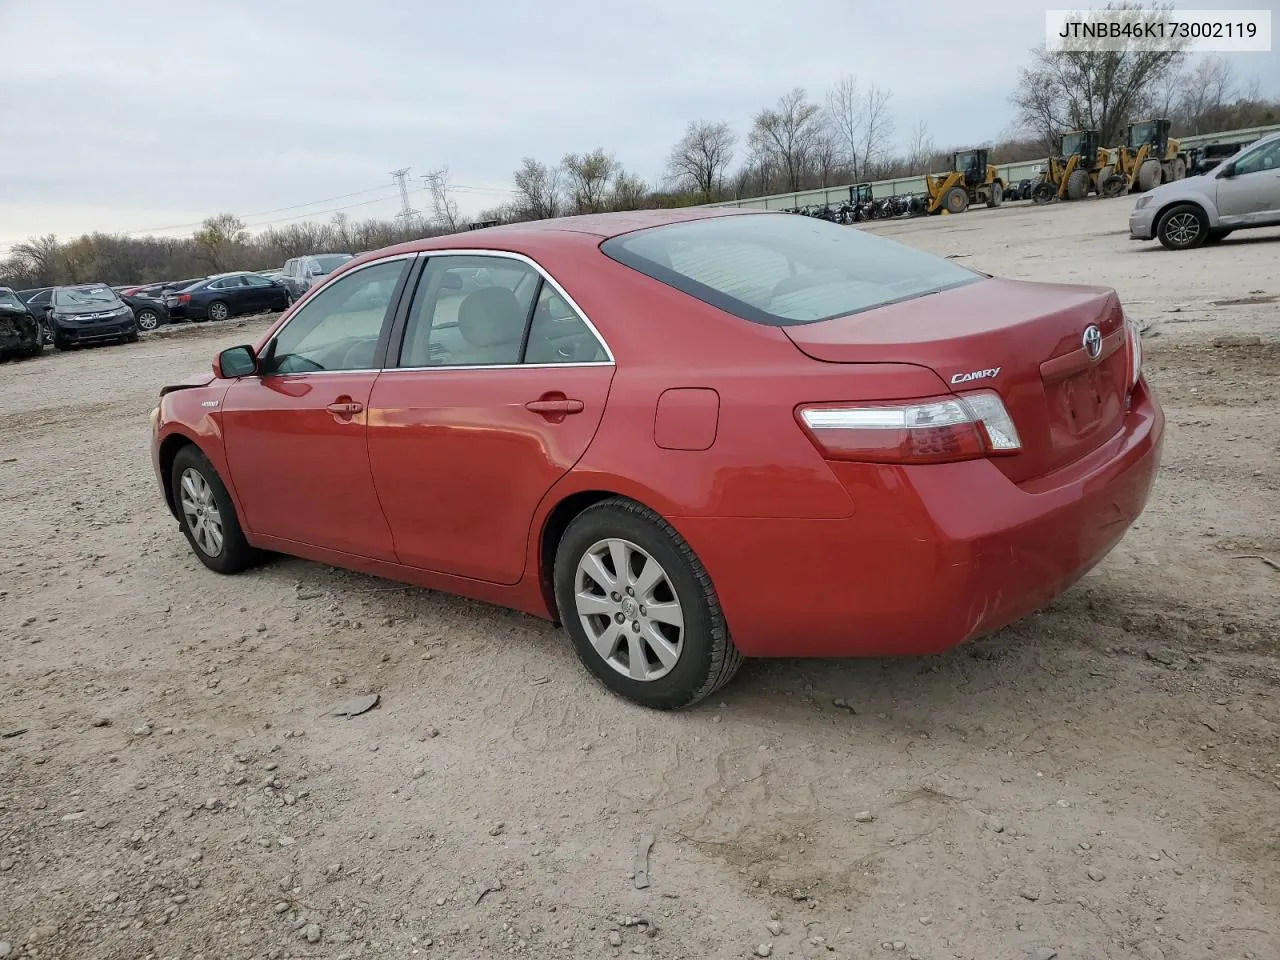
[[457, 287, 523, 348]]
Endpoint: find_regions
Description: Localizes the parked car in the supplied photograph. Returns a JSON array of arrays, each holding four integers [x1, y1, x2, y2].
[[257, 269, 287, 284], [280, 253, 353, 298], [151, 209, 1163, 710], [1130, 131, 1280, 249], [0, 286, 43, 360], [165, 272, 291, 322], [119, 288, 172, 331], [15, 287, 54, 344], [44, 283, 138, 348]]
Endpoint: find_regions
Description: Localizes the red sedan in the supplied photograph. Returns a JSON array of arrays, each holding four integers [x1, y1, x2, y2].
[[151, 209, 1163, 709]]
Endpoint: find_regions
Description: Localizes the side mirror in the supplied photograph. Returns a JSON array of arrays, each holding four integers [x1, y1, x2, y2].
[[215, 345, 257, 379], [1219, 163, 1235, 178]]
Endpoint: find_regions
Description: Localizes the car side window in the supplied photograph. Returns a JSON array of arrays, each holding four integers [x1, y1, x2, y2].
[[1232, 140, 1280, 177], [242, 274, 271, 288], [263, 259, 406, 375], [398, 256, 540, 368], [524, 283, 608, 364]]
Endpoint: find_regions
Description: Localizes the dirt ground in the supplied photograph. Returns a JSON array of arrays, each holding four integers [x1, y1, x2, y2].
[[1, 198, 1277, 960]]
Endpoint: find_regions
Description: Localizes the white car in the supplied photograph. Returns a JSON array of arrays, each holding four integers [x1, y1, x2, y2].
[[280, 253, 354, 297], [1129, 132, 1280, 249]]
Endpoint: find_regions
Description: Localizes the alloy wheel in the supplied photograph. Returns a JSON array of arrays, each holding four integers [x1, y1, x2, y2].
[[1165, 212, 1200, 246], [137, 310, 159, 331], [209, 303, 229, 321], [575, 538, 685, 681], [179, 467, 224, 557]]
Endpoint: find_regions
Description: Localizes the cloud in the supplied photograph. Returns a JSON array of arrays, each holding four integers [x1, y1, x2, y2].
[[1, 0, 1275, 247]]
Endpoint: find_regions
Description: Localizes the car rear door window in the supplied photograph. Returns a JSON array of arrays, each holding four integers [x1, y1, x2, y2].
[[398, 256, 540, 368], [524, 283, 609, 364], [264, 259, 407, 374]]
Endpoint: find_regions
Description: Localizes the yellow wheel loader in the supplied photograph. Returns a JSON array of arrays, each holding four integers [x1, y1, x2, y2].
[[1111, 118, 1189, 193], [1031, 129, 1127, 203], [924, 149, 1006, 215]]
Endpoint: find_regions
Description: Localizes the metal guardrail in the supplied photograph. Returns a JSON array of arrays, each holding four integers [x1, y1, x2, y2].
[[705, 123, 1280, 211]]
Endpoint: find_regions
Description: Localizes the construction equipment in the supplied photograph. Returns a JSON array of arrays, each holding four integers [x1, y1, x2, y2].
[[924, 149, 1006, 215], [1111, 118, 1189, 193], [1031, 129, 1127, 203]]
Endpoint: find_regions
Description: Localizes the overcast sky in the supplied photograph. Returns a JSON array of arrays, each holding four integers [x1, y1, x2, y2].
[[1, 0, 1276, 252]]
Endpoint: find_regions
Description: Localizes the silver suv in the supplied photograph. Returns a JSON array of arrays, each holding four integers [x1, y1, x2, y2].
[[280, 253, 354, 297], [1129, 132, 1280, 250]]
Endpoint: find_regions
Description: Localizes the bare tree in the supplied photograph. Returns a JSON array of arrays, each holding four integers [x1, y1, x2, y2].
[[512, 158, 561, 221], [666, 120, 736, 201], [1177, 55, 1239, 133], [903, 120, 937, 174], [859, 84, 896, 178], [562, 149, 618, 214], [826, 76, 864, 178], [331, 212, 352, 250], [748, 88, 823, 192], [609, 170, 649, 211], [1010, 1, 1187, 147], [811, 127, 841, 186], [193, 214, 247, 272], [6, 234, 62, 285], [425, 168, 462, 232]]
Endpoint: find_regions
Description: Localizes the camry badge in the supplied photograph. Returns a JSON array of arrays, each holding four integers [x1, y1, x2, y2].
[[950, 367, 1001, 385], [1083, 324, 1103, 360]]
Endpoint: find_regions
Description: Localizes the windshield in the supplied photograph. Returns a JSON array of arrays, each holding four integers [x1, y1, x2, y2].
[[0, 289, 25, 309], [601, 213, 980, 327], [53, 286, 121, 307], [312, 254, 353, 274], [1061, 133, 1086, 157], [1130, 122, 1158, 148]]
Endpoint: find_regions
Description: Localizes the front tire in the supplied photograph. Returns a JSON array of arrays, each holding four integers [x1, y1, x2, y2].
[[1138, 159, 1163, 192], [1156, 203, 1209, 250], [986, 181, 1003, 208], [554, 498, 743, 710], [207, 301, 230, 322], [171, 446, 258, 574], [942, 186, 969, 214]]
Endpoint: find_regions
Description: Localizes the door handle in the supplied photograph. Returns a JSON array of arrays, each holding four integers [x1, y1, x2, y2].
[[326, 399, 364, 417], [525, 397, 584, 415]]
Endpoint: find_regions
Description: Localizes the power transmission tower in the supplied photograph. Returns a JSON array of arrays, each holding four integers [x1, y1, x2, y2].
[[389, 168, 419, 225]]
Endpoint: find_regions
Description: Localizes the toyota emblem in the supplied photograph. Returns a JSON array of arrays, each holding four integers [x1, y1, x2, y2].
[[1082, 324, 1103, 360]]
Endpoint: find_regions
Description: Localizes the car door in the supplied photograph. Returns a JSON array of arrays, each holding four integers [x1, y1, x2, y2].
[[239, 273, 275, 311], [1215, 138, 1280, 224], [366, 253, 616, 584], [220, 255, 412, 559]]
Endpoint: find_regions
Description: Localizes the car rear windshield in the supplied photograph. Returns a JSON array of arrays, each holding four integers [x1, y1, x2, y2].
[[0, 290, 25, 309], [601, 214, 980, 326]]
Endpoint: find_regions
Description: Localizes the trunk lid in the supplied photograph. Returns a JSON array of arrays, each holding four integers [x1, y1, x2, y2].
[[783, 277, 1129, 482]]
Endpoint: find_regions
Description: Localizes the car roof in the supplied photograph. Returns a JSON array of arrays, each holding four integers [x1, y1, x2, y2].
[[360, 207, 763, 264]]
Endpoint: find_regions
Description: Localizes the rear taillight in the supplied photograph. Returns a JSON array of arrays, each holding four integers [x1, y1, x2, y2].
[[177, 294, 191, 305], [1124, 314, 1143, 388], [798, 391, 1021, 464]]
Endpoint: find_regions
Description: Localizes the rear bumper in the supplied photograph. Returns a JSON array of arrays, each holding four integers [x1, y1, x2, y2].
[[677, 381, 1164, 658]]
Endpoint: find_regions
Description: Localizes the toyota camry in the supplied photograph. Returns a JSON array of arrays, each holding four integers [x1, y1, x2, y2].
[[151, 209, 1163, 709]]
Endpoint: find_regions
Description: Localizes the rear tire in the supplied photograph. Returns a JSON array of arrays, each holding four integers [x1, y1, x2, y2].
[[986, 181, 1004, 208], [1156, 203, 1208, 250], [1138, 159, 1163, 192], [1066, 169, 1090, 201], [207, 301, 230, 322], [171, 446, 258, 574], [135, 309, 161, 331], [1031, 179, 1057, 204], [554, 498, 743, 710], [943, 186, 969, 214], [1100, 173, 1127, 198]]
